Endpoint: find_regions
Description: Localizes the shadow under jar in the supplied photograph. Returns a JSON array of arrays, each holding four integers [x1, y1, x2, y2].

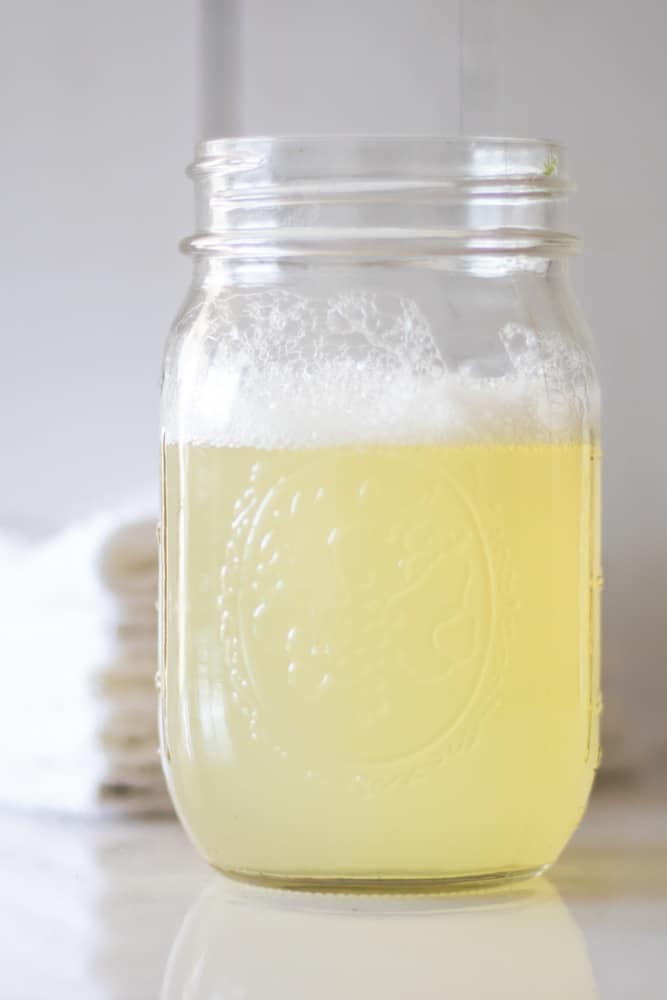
[[159, 137, 601, 890]]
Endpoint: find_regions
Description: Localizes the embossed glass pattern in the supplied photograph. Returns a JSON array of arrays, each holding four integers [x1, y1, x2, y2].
[[160, 137, 601, 889]]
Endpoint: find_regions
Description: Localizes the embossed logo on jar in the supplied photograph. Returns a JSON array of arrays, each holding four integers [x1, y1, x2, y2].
[[223, 448, 494, 771]]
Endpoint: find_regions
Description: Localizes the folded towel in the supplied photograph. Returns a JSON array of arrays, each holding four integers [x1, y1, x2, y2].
[[0, 495, 169, 816], [98, 519, 160, 599]]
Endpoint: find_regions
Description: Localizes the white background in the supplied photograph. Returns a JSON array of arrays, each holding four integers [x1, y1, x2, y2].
[[1, 0, 665, 758]]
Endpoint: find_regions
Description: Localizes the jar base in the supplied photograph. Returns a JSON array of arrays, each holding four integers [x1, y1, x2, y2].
[[213, 863, 549, 894]]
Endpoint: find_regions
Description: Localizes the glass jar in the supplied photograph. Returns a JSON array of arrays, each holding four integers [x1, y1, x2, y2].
[[160, 137, 601, 890]]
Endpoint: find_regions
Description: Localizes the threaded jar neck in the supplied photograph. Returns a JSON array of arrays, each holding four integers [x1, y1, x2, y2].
[[184, 136, 578, 259]]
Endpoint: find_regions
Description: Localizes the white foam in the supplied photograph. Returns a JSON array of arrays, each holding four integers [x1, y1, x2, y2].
[[165, 362, 592, 449], [163, 291, 594, 448]]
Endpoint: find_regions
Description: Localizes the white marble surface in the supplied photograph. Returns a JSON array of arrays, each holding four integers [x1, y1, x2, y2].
[[0, 782, 665, 999]]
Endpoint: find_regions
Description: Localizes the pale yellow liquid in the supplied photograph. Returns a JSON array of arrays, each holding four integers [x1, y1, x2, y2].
[[161, 441, 601, 885]]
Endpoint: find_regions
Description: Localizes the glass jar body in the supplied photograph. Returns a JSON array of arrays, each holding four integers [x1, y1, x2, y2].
[[160, 137, 601, 889], [160, 138, 600, 888]]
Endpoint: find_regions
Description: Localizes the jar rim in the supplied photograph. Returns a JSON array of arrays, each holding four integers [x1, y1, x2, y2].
[[192, 133, 564, 158], [185, 135, 578, 258]]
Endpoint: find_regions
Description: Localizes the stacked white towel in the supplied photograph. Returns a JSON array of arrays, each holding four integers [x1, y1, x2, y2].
[[0, 499, 170, 815]]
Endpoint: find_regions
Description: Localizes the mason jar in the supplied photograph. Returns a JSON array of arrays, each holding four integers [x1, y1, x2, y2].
[[160, 137, 601, 890]]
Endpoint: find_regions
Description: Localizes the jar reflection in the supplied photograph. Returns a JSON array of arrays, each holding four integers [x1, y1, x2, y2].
[[162, 877, 597, 1000]]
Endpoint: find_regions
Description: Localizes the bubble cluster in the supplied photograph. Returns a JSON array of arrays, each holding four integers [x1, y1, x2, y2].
[[165, 291, 594, 447]]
